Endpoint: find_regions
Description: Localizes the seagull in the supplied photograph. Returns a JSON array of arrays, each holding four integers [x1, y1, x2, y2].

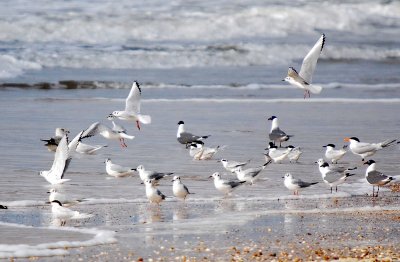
[[39, 135, 72, 185], [48, 189, 84, 206], [110, 81, 151, 130], [177, 121, 210, 146], [264, 142, 292, 163], [135, 165, 173, 182], [144, 179, 166, 204], [283, 34, 325, 98], [76, 142, 107, 155], [209, 172, 245, 196], [233, 161, 272, 185], [364, 160, 394, 197], [189, 141, 223, 160], [283, 173, 318, 195], [107, 114, 129, 146], [51, 200, 93, 226], [172, 176, 194, 200], [81, 122, 135, 148], [268, 116, 292, 147], [323, 144, 347, 164], [105, 158, 136, 178], [316, 159, 356, 193], [287, 145, 302, 163], [344, 137, 397, 161], [41, 128, 70, 152], [218, 159, 251, 173]]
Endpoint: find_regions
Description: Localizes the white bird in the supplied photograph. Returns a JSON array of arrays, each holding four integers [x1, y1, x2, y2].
[[219, 159, 251, 173], [264, 142, 292, 163], [283, 34, 325, 98], [39, 135, 72, 185], [144, 179, 166, 204], [51, 200, 93, 226], [177, 121, 210, 146], [135, 165, 173, 182], [110, 81, 151, 130], [283, 173, 318, 195], [323, 144, 347, 163], [81, 122, 135, 148], [189, 141, 223, 160], [76, 142, 107, 155], [105, 158, 135, 178], [41, 128, 70, 152], [287, 145, 302, 163], [48, 189, 84, 206], [268, 116, 292, 147], [344, 137, 396, 161], [364, 160, 394, 197], [209, 172, 245, 196], [316, 159, 356, 193], [233, 161, 272, 185], [172, 176, 194, 200]]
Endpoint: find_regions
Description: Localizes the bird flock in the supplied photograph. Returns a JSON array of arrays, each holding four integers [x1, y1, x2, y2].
[[8, 34, 396, 226]]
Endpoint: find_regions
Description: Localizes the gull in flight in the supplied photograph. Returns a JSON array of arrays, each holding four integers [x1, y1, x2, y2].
[[81, 122, 135, 148], [51, 200, 93, 226], [316, 159, 356, 193], [364, 160, 394, 197], [41, 128, 69, 152], [209, 172, 245, 196], [268, 116, 292, 147], [283, 173, 318, 195], [323, 144, 347, 164], [344, 137, 396, 161], [172, 175, 194, 201], [177, 121, 210, 147], [144, 179, 166, 204], [105, 158, 136, 178], [283, 34, 325, 98], [110, 81, 151, 130], [218, 159, 251, 173], [76, 142, 107, 155]]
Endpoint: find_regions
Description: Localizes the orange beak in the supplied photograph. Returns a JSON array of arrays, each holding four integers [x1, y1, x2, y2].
[[343, 137, 350, 142]]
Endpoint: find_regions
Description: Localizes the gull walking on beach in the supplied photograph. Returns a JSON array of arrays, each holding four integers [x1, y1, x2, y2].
[[110, 81, 151, 130], [268, 116, 292, 147], [283, 34, 325, 98], [51, 200, 93, 226], [209, 172, 245, 196], [344, 137, 396, 161], [135, 165, 173, 182], [105, 158, 136, 178], [144, 179, 166, 204], [283, 173, 318, 195], [172, 176, 194, 200], [233, 161, 272, 185], [316, 159, 356, 193], [177, 121, 210, 146], [323, 144, 347, 164], [364, 160, 394, 197]]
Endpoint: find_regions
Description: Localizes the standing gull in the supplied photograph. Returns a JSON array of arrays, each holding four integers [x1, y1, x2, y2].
[[105, 158, 136, 178], [344, 137, 396, 161], [283, 173, 318, 195], [268, 116, 292, 147], [316, 159, 356, 193], [41, 128, 69, 152], [81, 122, 135, 148], [233, 161, 272, 185], [51, 200, 93, 226], [219, 159, 251, 173], [287, 145, 303, 163], [364, 160, 394, 197], [323, 144, 347, 164], [189, 141, 223, 160], [110, 81, 151, 130], [177, 121, 210, 146], [209, 172, 245, 196], [135, 165, 173, 182], [264, 142, 292, 163], [144, 179, 166, 204], [283, 34, 325, 98], [172, 176, 194, 200]]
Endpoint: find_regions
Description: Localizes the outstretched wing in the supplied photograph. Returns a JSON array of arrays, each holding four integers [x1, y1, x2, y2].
[[299, 34, 325, 84], [81, 122, 112, 139], [125, 82, 141, 113], [49, 135, 69, 180]]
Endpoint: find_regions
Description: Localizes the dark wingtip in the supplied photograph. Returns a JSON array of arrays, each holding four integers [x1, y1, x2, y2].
[[321, 33, 326, 52]]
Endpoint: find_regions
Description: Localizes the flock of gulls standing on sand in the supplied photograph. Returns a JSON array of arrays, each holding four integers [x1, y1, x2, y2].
[[1, 33, 398, 226]]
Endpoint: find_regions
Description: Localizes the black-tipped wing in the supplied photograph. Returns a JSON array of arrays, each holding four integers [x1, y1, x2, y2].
[[81, 122, 112, 139], [299, 34, 325, 83], [366, 170, 389, 184], [224, 180, 245, 188], [178, 132, 208, 144], [149, 172, 173, 181], [125, 82, 141, 113]]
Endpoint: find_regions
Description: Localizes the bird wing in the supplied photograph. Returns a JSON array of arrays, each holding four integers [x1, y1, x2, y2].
[[67, 130, 84, 155], [224, 180, 244, 188], [352, 142, 378, 154], [299, 34, 325, 84], [183, 184, 191, 194], [288, 67, 308, 84], [366, 170, 388, 184], [49, 135, 69, 181], [149, 172, 173, 180], [81, 122, 111, 139], [125, 82, 141, 113], [324, 171, 344, 184], [269, 127, 288, 139], [178, 132, 201, 144], [110, 163, 131, 173]]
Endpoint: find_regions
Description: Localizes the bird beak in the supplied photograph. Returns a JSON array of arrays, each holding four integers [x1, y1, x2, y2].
[[314, 161, 318, 163], [132, 169, 137, 171], [140, 182, 144, 184], [46, 191, 50, 194], [281, 79, 285, 82], [281, 176, 284, 178], [363, 161, 368, 165], [208, 176, 213, 179], [322, 145, 327, 148], [343, 137, 350, 142]]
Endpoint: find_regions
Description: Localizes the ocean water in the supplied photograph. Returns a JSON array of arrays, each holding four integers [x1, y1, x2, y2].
[[0, 0, 400, 260]]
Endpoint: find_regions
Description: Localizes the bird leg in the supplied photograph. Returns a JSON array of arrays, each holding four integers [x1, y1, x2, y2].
[[336, 186, 338, 192], [136, 120, 141, 130], [330, 187, 333, 194], [119, 138, 127, 148], [376, 186, 380, 197]]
